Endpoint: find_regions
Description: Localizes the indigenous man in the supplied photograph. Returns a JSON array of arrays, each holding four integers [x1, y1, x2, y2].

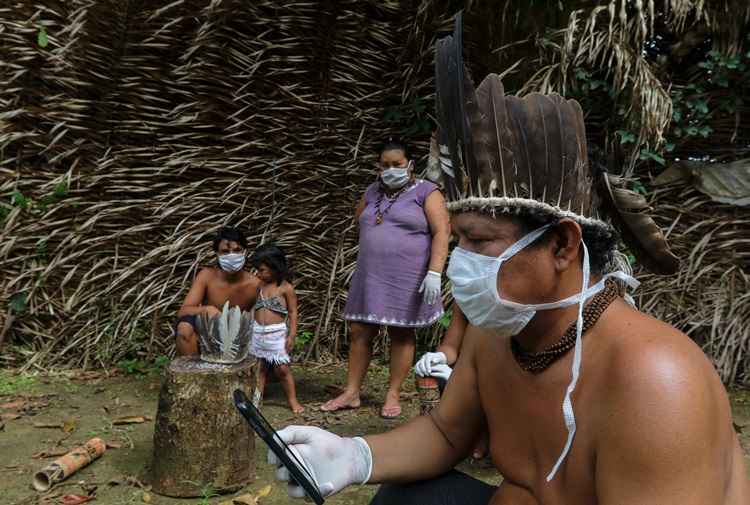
[[175, 226, 260, 356], [264, 15, 749, 505]]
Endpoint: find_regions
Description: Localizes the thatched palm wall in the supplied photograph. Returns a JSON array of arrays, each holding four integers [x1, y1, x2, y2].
[[1, 1, 747, 383], [0, 0, 451, 369]]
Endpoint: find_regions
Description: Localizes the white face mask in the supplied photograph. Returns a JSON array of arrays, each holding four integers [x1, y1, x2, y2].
[[380, 162, 411, 189], [446, 223, 639, 481], [218, 252, 246, 273]]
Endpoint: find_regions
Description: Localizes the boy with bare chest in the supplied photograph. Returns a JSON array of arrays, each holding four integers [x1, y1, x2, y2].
[[175, 227, 260, 356]]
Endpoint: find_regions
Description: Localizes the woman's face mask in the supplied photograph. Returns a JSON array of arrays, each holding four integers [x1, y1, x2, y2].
[[379, 160, 412, 189]]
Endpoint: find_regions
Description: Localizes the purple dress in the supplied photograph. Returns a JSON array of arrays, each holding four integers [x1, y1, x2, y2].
[[344, 179, 444, 327]]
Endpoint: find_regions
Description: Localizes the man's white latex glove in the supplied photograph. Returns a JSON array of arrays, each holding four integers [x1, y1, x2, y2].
[[414, 351, 447, 377], [429, 363, 453, 381], [268, 425, 372, 498], [419, 270, 442, 305]]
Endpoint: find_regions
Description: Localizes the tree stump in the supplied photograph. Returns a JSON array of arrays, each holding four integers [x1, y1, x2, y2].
[[149, 356, 257, 497]]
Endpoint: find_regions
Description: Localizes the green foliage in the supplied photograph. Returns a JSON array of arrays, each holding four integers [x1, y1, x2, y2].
[[295, 330, 314, 352], [9, 293, 27, 314], [8, 181, 69, 215], [37, 25, 48, 48], [438, 311, 452, 330], [384, 97, 433, 137], [117, 355, 169, 376], [0, 371, 37, 395]]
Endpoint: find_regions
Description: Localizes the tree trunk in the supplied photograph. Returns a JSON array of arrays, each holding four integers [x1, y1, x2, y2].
[[149, 356, 257, 497]]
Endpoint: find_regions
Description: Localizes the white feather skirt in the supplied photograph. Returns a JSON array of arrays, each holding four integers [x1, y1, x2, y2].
[[249, 322, 290, 365]]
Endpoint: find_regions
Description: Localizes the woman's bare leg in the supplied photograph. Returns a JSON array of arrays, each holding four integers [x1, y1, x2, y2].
[[321, 322, 378, 411], [381, 326, 416, 418]]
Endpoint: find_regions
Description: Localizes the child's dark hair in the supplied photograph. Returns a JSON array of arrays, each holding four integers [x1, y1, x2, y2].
[[213, 226, 247, 251], [378, 136, 409, 158], [250, 244, 289, 285]]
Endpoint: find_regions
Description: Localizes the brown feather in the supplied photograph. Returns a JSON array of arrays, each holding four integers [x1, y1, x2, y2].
[[600, 173, 680, 274]]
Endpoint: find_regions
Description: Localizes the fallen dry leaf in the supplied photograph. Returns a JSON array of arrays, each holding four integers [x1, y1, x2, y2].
[[105, 441, 122, 449], [233, 495, 255, 505], [0, 413, 21, 421], [63, 420, 77, 433], [257, 485, 271, 498], [32, 448, 70, 459], [141, 492, 152, 503], [59, 494, 94, 505], [0, 400, 26, 409], [112, 416, 147, 425]]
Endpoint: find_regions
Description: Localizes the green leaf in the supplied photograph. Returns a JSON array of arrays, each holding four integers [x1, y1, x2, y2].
[[438, 312, 452, 329], [53, 181, 68, 198], [665, 142, 676, 152], [694, 100, 709, 114], [685, 126, 699, 136], [673, 127, 683, 137], [36, 239, 47, 259], [632, 181, 648, 195], [698, 126, 713, 138], [697, 61, 713, 70], [9, 293, 27, 314], [672, 109, 682, 122], [616, 129, 636, 144], [11, 191, 28, 209], [37, 25, 48, 48]]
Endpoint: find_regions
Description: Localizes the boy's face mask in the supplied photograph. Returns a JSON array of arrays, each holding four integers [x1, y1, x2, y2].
[[218, 252, 246, 273], [446, 222, 639, 481]]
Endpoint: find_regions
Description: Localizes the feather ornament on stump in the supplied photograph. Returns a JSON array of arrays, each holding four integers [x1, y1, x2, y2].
[[196, 302, 253, 364]]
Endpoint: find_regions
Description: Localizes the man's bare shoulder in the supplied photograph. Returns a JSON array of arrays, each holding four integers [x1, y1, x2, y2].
[[195, 267, 218, 282], [600, 302, 716, 392]]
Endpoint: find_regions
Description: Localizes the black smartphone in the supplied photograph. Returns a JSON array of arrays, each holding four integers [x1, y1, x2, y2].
[[233, 389, 325, 505]]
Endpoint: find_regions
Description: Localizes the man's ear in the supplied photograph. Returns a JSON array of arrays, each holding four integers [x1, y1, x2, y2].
[[552, 219, 583, 271]]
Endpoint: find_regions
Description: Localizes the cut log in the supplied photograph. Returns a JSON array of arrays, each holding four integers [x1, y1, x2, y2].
[[149, 356, 257, 497]]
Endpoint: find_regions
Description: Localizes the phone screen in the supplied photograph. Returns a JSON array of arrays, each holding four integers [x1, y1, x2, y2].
[[233, 389, 325, 505]]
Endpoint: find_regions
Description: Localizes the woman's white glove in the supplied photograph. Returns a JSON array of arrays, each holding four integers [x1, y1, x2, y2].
[[414, 351, 447, 377], [419, 271, 442, 305], [268, 425, 372, 498]]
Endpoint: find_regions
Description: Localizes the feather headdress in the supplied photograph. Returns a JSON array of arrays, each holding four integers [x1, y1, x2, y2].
[[435, 12, 678, 274]]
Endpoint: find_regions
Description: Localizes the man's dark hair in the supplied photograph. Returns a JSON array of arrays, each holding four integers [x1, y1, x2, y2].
[[250, 244, 289, 285], [509, 208, 618, 276], [212, 226, 247, 251], [378, 136, 409, 158]]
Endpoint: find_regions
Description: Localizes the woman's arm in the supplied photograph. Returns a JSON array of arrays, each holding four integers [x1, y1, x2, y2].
[[436, 304, 468, 365], [354, 194, 366, 221], [424, 190, 450, 273]]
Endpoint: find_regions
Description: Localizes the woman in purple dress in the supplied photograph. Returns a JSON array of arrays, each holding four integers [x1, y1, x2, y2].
[[322, 138, 450, 418]]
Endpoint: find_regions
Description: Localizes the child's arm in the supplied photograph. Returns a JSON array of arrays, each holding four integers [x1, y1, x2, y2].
[[285, 283, 299, 353]]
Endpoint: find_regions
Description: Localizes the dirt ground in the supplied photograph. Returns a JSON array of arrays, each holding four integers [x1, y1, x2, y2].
[[1, 363, 749, 505]]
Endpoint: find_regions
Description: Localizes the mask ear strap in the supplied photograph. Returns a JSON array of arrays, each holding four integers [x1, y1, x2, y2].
[[497, 223, 554, 262]]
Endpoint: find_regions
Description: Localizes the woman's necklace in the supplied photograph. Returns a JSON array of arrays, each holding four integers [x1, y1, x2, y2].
[[375, 181, 413, 225], [510, 279, 619, 374]]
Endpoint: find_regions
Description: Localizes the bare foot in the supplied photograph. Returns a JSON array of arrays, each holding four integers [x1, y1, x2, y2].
[[380, 390, 401, 419], [290, 401, 305, 414], [320, 391, 361, 412]]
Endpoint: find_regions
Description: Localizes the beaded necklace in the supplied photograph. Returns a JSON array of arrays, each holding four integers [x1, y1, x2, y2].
[[510, 280, 619, 374], [374, 180, 415, 225]]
